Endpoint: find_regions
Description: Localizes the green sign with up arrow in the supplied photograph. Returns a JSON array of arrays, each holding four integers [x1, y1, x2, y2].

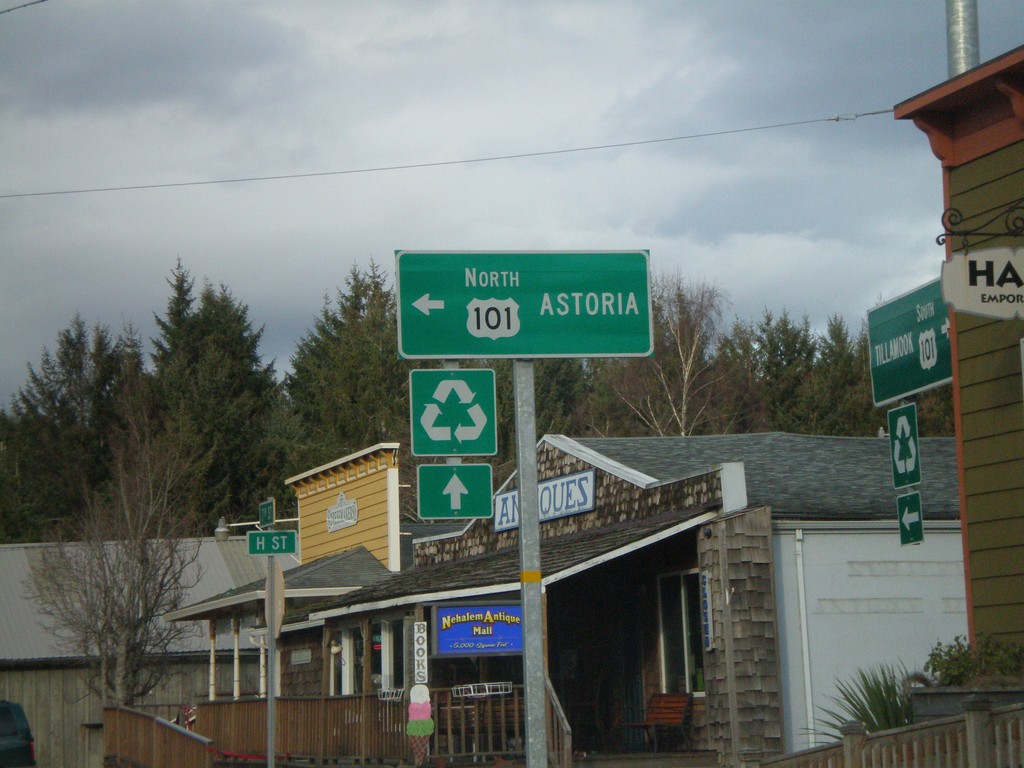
[[417, 464, 493, 520]]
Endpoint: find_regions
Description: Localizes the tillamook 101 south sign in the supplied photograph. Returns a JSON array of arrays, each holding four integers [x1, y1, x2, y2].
[[395, 251, 653, 358]]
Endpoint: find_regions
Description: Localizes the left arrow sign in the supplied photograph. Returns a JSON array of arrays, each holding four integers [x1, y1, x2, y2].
[[413, 294, 445, 315]]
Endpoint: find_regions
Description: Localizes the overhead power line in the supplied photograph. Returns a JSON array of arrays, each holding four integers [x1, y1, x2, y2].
[[0, 109, 893, 200], [0, 0, 48, 16]]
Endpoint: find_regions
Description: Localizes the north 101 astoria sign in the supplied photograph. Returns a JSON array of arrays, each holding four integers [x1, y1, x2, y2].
[[395, 251, 653, 359]]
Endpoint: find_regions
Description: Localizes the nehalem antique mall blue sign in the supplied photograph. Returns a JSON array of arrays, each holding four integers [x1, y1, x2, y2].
[[433, 604, 524, 656]]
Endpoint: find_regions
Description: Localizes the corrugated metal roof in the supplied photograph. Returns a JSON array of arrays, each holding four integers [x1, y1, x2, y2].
[[0, 537, 285, 663], [0, 544, 63, 661]]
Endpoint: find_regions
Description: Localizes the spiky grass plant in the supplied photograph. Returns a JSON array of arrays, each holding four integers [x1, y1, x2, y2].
[[816, 663, 915, 739]]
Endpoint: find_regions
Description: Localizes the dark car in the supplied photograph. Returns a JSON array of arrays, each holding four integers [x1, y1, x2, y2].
[[0, 701, 35, 768]]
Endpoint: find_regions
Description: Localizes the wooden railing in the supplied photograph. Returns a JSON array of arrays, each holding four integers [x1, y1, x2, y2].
[[185, 683, 572, 767], [749, 698, 1024, 768], [546, 677, 574, 768], [104, 706, 214, 768], [195, 695, 408, 761]]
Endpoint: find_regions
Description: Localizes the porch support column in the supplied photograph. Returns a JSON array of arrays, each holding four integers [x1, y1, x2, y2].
[[208, 620, 217, 701], [232, 616, 241, 699], [260, 638, 267, 697]]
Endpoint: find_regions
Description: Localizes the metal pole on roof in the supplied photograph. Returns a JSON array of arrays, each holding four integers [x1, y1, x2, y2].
[[513, 360, 547, 768], [946, 0, 980, 77]]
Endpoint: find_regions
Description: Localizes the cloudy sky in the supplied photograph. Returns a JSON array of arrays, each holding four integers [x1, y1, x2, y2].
[[2, 1, 1021, 405]]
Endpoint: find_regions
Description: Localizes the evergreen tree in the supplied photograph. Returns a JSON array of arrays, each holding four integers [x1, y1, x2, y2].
[[805, 317, 877, 436], [285, 263, 410, 472], [915, 386, 955, 437], [152, 262, 278, 527], [755, 310, 817, 433], [489, 357, 591, 482], [707, 318, 770, 434], [1, 317, 144, 541]]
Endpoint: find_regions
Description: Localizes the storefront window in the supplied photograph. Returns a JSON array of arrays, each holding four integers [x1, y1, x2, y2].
[[658, 571, 705, 693], [387, 619, 405, 691], [340, 626, 363, 695], [370, 621, 383, 689], [339, 619, 407, 694]]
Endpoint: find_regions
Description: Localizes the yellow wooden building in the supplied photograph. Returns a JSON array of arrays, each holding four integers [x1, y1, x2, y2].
[[896, 44, 1024, 643]]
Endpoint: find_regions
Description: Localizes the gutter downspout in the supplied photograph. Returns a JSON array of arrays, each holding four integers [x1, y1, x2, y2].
[[794, 530, 816, 746]]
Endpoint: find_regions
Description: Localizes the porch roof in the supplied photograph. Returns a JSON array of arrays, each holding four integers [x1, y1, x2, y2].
[[167, 545, 390, 622], [301, 508, 717, 626]]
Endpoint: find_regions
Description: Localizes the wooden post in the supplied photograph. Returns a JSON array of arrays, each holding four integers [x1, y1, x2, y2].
[[840, 721, 866, 767], [208, 620, 217, 701], [964, 696, 993, 768], [717, 524, 741, 765], [319, 624, 330, 766], [232, 616, 241, 700], [360, 618, 372, 760]]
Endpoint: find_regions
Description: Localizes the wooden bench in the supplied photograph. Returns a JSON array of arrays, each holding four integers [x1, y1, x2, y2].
[[622, 693, 692, 752]]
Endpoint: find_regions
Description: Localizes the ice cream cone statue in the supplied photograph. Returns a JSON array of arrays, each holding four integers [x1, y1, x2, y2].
[[407, 684, 434, 766]]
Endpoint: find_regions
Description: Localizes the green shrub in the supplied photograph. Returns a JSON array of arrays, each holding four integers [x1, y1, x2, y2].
[[816, 663, 914, 739], [924, 635, 1024, 687]]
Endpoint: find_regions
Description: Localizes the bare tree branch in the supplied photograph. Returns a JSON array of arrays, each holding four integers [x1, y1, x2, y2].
[[27, 372, 204, 705], [601, 272, 727, 436]]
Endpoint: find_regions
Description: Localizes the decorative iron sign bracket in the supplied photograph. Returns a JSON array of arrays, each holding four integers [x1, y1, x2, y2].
[[938, 199, 1024, 249]]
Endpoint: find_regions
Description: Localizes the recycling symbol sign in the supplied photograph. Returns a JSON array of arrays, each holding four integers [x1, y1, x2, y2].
[[887, 403, 921, 489], [410, 369, 497, 456]]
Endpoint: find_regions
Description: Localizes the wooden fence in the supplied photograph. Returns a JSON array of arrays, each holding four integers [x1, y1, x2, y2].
[[104, 706, 214, 768], [748, 698, 1024, 768], [104, 684, 572, 767]]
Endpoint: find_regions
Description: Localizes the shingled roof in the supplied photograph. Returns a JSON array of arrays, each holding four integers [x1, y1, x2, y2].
[[288, 432, 960, 628], [554, 432, 959, 521], [167, 544, 390, 622], [299, 510, 715, 624]]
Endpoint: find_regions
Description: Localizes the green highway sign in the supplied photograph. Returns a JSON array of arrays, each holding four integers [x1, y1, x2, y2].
[[897, 491, 924, 545], [247, 529, 298, 556], [259, 497, 275, 528], [868, 279, 952, 406], [888, 403, 921, 489], [411, 369, 497, 456], [417, 464, 493, 520], [395, 251, 653, 359]]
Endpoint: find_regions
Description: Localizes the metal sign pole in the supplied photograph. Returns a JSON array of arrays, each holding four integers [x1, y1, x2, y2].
[[267, 553, 276, 768], [513, 360, 547, 768]]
